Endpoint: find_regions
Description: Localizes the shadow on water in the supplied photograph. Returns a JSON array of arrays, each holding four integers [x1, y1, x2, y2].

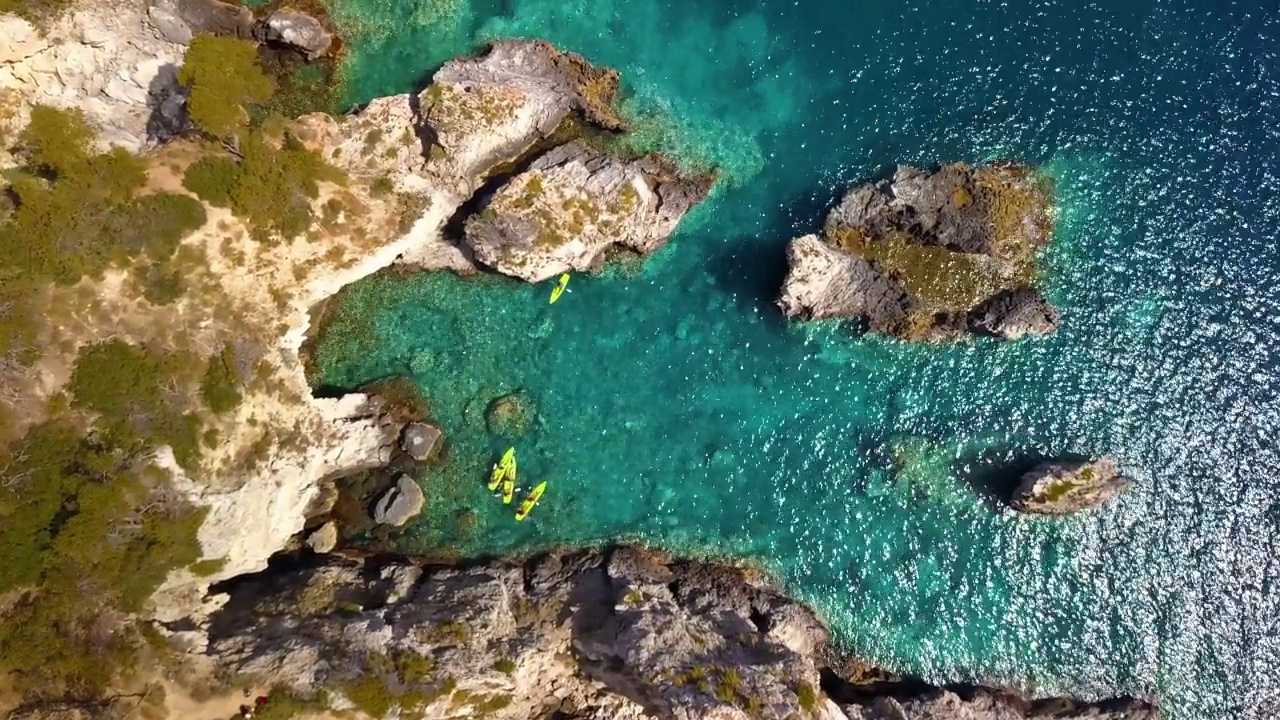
[[701, 186, 847, 317], [953, 445, 1093, 509]]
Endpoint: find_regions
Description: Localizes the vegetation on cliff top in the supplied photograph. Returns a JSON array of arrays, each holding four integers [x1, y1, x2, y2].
[[0, 105, 207, 286], [0, 38, 301, 711], [180, 35, 342, 241]]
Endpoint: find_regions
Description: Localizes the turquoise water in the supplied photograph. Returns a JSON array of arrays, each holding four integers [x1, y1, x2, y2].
[[314, 0, 1280, 716]]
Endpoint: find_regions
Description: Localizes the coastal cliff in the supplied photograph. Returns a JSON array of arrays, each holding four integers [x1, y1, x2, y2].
[[206, 547, 1159, 720], [778, 164, 1059, 342]]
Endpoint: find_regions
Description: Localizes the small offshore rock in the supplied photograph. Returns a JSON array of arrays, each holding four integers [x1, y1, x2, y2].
[[371, 474, 425, 527], [305, 521, 338, 554], [254, 9, 333, 60], [779, 162, 1058, 342], [400, 422, 442, 461], [1010, 458, 1129, 515]]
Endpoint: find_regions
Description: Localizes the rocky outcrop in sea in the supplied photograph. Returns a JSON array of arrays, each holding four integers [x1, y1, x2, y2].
[[304, 39, 711, 280], [1010, 458, 1130, 515], [207, 547, 1159, 720], [465, 140, 713, 282], [778, 163, 1059, 342]]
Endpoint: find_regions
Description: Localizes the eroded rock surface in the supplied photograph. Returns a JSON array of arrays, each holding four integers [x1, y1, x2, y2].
[[206, 548, 1158, 720], [779, 163, 1059, 342], [1010, 458, 1130, 515], [371, 474, 425, 527], [255, 8, 333, 60], [305, 40, 708, 280], [465, 140, 712, 282], [842, 687, 1157, 720]]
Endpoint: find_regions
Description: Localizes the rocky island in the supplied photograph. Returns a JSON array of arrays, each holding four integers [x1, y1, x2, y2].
[[1010, 458, 1130, 515], [0, 1, 1155, 718], [778, 163, 1061, 342]]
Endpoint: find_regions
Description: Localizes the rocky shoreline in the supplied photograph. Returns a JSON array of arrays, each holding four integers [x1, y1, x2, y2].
[[0, 2, 1155, 717], [204, 546, 1159, 720]]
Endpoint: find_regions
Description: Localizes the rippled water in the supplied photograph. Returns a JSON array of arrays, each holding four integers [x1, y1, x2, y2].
[[313, 0, 1280, 716]]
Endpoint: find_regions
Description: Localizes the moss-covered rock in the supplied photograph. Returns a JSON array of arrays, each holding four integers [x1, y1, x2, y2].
[[1010, 458, 1130, 515], [779, 162, 1060, 342]]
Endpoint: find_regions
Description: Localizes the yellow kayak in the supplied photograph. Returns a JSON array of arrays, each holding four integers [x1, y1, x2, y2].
[[501, 463, 516, 504], [488, 448, 515, 491], [549, 273, 570, 304], [515, 481, 547, 521]]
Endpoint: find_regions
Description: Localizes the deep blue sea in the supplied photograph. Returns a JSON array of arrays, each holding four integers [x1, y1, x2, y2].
[[312, 0, 1280, 716]]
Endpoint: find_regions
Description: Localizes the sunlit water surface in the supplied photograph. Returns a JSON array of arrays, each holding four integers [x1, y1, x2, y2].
[[312, 0, 1280, 716]]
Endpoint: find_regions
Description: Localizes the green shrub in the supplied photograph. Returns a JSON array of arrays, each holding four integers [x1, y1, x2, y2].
[[0, 0, 72, 23], [200, 345, 243, 414], [68, 339, 203, 468], [342, 675, 396, 719], [16, 105, 96, 177], [182, 130, 337, 241], [492, 657, 516, 675], [252, 689, 331, 720], [395, 650, 436, 684], [115, 193, 208, 260], [0, 420, 207, 701], [0, 279, 44, 364], [140, 262, 187, 306], [190, 558, 227, 577], [0, 107, 206, 285], [183, 155, 240, 208], [179, 35, 273, 143], [371, 176, 394, 196]]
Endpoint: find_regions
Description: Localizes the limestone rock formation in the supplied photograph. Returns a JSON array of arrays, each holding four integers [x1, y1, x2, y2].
[[305, 40, 708, 280], [1010, 458, 1130, 515], [148, 0, 256, 44], [205, 548, 1159, 720], [372, 474, 425, 527], [255, 8, 333, 60], [779, 163, 1059, 342], [0, 15, 46, 64], [464, 140, 712, 282], [842, 687, 1157, 720], [207, 548, 845, 720], [305, 521, 339, 553], [0, 2, 188, 156], [969, 287, 1060, 340], [400, 422, 442, 461]]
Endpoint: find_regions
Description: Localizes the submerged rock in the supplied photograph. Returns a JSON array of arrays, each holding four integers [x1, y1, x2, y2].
[[1010, 458, 1129, 515], [371, 474, 425, 527], [206, 547, 1159, 720], [254, 9, 333, 60], [484, 391, 534, 435], [779, 163, 1059, 342], [465, 140, 712, 282]]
